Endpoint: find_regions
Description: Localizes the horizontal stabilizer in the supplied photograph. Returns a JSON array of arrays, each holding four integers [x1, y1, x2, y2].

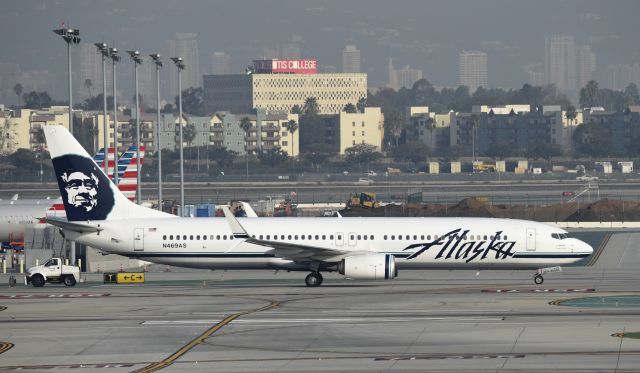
[[45, 217, 103, 233]]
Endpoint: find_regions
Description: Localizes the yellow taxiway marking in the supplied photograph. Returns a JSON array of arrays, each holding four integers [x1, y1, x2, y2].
[[0, 342, 14, 355], [133, 300, 279, 373]]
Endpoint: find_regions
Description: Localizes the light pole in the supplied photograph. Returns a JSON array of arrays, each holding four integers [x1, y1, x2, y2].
[[150, 54, 163, 211], [171, 57, 185, 215], [94, 43, 110, 176], [53, 27, 80, 136], [127, 50, 143, 204], [53, 27, 80, 267], [109, 48, 121, 184]]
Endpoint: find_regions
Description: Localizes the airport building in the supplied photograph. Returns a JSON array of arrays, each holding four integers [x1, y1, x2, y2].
[[203, 59, 367, 114]]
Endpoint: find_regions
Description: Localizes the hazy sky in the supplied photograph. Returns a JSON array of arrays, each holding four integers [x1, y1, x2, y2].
[[2, 0, 639, 101]]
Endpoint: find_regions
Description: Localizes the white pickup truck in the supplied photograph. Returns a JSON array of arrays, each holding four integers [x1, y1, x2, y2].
[[25, 258, 79, 287]]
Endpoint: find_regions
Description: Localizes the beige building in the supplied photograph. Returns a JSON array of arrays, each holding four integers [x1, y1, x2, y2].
[[406, 107, 450, 151], [326, 107, 384, 154], [204, 73, 367, 115], [2, 107, 72, 152]]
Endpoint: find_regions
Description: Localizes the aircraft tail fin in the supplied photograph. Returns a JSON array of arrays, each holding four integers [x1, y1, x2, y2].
[[43, 125, 168, 222]]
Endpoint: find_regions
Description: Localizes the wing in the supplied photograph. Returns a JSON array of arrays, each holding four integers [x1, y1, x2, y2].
[[221, 206, 347, 262]]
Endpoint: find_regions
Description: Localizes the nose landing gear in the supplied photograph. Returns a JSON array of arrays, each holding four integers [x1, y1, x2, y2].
[[533, 266, 562, 285], [305, 271, 323, 287], [533, 274, 544, 285]]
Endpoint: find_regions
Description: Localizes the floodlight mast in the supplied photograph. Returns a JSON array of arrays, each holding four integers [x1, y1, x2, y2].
[[94, 42, 110, 176], [150, 54, 163, 211], [171, 57, 185, 215], [109, 48, 121, 184], [127, 50, 143, 204]]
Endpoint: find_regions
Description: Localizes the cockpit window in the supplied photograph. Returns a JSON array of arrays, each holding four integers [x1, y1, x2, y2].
[[552, 233, 571, 239]]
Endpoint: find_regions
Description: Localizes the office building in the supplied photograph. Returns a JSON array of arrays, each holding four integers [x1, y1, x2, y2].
[[211, 52, 231, 75], [545, 34, 576, 93], [323, 107, 384, 154], [459, 51, 488, 92], [576, 45, 596, 90], [167, 33, 200, 96], [342, 45, 361, 73], [395, 66, 423, 90]]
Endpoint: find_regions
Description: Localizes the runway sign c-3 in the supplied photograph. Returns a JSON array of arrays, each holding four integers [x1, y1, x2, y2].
[[116, 272, 145, 284]]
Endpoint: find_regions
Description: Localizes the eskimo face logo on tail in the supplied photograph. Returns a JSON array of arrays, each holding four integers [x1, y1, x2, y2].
[[53, 154, 114, 221]]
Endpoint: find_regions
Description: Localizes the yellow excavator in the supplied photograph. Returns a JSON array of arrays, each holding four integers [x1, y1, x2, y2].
[[347, 192, 380, 209]]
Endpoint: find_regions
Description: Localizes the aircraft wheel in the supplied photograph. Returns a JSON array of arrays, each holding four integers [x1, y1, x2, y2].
[[534, 274, 544, 285], [305, 272, 322, 287]]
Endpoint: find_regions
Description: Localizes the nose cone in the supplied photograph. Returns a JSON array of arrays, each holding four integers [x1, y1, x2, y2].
[[581, 240, 594, 255]]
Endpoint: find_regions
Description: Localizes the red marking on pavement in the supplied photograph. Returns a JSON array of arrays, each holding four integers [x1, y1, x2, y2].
[[482, 288, 596, 293], [0, 293, 110, 299]]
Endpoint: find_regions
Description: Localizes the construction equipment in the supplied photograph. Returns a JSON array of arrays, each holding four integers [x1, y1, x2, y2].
[[347, 192, 380, 209], [473, 163, 497, 173]]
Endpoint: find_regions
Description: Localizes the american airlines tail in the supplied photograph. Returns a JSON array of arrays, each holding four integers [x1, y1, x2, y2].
[[44, 126, 169, 222]]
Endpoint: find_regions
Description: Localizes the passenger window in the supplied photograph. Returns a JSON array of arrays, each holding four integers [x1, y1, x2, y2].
[[295, 235, 298, 240], [259, 235, 263, 240], [370, 235, 374, 240], [337, 235, 342, 240], [413, 235, 417, 240], [315, 235, 319, 240], [434, 235, 438, 239], [392, 235, 396, 240], [350, 235, 355, 240], [266, 235, 270, 240], [384, 235, 388, 240], [216, 235, 220, 240], [427, 235, 431, 240], [189, 235, 193, 240], [203, 235, 207, 240], [223, 235, 227, 240], [357, 235, 361, 240], [484, 235, 488, 240], [288, 235, 292, 240], [363, 235, 367, 240], [196, 235, 200, 240], [421, 235, 424, 240], [308, 235, 312, 240], [169, 235, 173, 240], [301, 235, 305, 240], [504, 235, 508, 240], [322, 235, 326, 240], [163, 235, 167, 240], [210, 235, 214, 240], [330, 235, 334, 240]]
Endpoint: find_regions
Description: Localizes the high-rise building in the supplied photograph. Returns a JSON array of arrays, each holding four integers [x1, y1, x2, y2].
[[342, 45, 361, 73], [576, 45, 596, 90], [459, 51, 488, 92], [211, 52, 231, 75], [167, 33, 200, 97], [77, 43, 102, 100], [545, 34, 576, 93], [524, 64, 545, 86], [606, 64, 640, 90], [388, 58, 398, 90], [395, 66, 423, 89]]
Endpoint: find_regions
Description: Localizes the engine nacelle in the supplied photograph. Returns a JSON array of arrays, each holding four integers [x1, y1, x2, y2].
[[338, 253, 397, 280]]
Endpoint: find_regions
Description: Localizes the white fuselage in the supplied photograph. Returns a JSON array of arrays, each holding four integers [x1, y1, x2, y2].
[[67, 216, 593, 271]]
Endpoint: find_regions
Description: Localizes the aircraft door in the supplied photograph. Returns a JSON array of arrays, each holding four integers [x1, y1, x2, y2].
[[526, 228, 536, 251], [347, 232, 357, 247], [133, 228, 144, 251], [335, 232, 344, 246]]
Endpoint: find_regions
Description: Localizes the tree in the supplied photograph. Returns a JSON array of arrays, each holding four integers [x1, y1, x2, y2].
[[83, 94, 114, 111], [383, 109, 404, 149], [13, 83, 23, 108], [207, 146, 237, 169], [161, 103, 174, 114], [343, 103, 357, 113], [573, 122, 613, 158], [356, 97, 367, 113], [84, 79, 93, 99], [284, 120, 298, 157], [303, 97, 320, 116], [290, 104, 303, 115], [580, 80, 600, 108], [302, 143, 335, 169], [22, 91, 53, 109], [183, 123, 197, 148], [525, 143, 563, 161], [624, 83, 639, 105], [239, 116, 253, 179], [392, 141, 430, 164], [257, 148, 289, 167], [175, 87, 205, 116], [0, 116, 18, 155], [565, 105, 577, 154], [344, 143, 382, 169]]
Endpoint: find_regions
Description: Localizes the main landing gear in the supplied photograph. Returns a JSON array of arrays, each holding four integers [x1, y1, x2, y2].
[[533, 274, 544, 285], [305, 271, 323, 287]]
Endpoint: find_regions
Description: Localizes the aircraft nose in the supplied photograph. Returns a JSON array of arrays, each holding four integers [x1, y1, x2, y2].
[[582, 240, 594, 255]]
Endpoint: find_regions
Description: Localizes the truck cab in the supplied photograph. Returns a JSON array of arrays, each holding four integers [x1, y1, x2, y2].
[[25, 258, 79, 287]]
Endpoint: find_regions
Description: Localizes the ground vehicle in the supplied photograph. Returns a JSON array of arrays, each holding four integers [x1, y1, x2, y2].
[[473, 163, 497, 173], [358, 178, 374, 185], [25, 258, 79, 287], [347, 192, 380, 209]]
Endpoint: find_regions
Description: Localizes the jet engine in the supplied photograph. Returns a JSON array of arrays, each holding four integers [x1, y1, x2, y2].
[[337, 253, 397, 280]]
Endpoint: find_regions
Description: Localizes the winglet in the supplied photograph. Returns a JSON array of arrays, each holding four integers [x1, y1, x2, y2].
[[221, 206, 250, 239]]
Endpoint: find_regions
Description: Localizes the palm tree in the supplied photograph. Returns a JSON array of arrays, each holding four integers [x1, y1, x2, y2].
[[13, 83, 23, 108], [239, 117, 253, 180], [343, 103, 357, 113], [425, 116, 436, 149], [284, 119, 298, 171], [84, 79, 93, 99], [565, 105, 577, 155], [303, 97, 319, 116], [356, 97, 367, 113]]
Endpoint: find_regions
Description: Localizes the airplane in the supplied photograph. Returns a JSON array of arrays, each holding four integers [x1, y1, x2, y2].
[[0, 144, 145, 248], [44, 125, 594, 287]]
